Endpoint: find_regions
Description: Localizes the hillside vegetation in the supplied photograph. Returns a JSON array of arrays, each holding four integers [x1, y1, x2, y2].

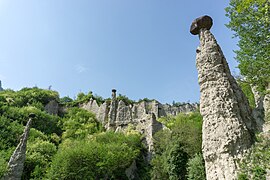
[[0, 87, 205, 180]]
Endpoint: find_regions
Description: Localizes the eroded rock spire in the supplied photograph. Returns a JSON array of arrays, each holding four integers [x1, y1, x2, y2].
[[3, 113, 35, 180], [0, 80, 4, 91], [107, 89, 118, 130], [191, 15, 255, 180]]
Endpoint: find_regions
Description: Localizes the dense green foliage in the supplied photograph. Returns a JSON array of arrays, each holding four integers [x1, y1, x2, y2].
[[186, 153, 206, 180], [151, 112, 206, 180], [22, 129, 57, 179], [237, 79, 256, 108], [226, 0, 270, 91], [61, 107, 101, 140], [238, 134, 270, 179], [47, 132, 142, 180], [0, 87, 59, 107]]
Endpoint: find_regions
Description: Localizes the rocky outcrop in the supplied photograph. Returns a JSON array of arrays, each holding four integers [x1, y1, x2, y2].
[[251, 85, 265, 131], [44, 100, 59, 115], [191, 15, 255, 180], [125, 161, 138, 180], [82, 98, 197, 129], [3, 114, 34, 180]]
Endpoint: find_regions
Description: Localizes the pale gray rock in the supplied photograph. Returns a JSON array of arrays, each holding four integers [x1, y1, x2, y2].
[[81, 98, 99, 115], [3, 115, 33, 180], [125, 161, 138, 180], [0, 80, 3, 91], [193, 18, 255, 180], [82, 96, 198, 127], [107, 90, 118, 130], [134, 113, 163, 162], [97, 101, 109, 125], [44, 100, 59, 115], [115, 100, 132, 126], [162, 103, 198, 116], [251, 86, 264, 109], [81, 99, 109, 125], [264, 83, 270, 122], [132, 101, 147, 119], [251, 85, 265, 131]]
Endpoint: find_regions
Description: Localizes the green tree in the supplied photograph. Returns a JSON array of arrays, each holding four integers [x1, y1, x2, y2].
[[167, 143, 189, 180], [117, 94, 135, 105], [59, 96, 73, 104], [237, 134, 270, 179], [61, 107, 101, 140], [226, 0, 270, 91], [237, 78, 256, 108], [186, 153, 206, 180], [151, 112, 203, 180], [47, 132, 142, 180]]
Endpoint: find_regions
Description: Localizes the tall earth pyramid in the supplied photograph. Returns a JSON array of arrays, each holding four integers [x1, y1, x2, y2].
[[190, 15, 256, 179], [2, 114, 34, 180]]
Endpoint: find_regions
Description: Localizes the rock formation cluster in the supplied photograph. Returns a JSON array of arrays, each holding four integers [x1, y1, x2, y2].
[[82, 91, 198, 128], [191, 15, 255, 180], [82, 89, 198, 161]]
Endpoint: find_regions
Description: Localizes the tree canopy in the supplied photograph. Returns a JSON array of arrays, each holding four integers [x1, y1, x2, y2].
[[226, 0, 270, 91]]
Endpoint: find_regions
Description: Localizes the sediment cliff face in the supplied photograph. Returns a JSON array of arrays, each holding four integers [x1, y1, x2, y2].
[[191, 15, 255, 180], [81, 95, 198, 129]]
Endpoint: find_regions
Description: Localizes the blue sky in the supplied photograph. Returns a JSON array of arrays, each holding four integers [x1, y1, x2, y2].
[[0, 0, 239, 103]]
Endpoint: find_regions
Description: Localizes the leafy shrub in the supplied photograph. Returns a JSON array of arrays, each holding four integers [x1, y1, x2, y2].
[[0, 116, 23, 149], [237, 80, 256, 108], [117, 94, 135, 105], [238, 134, 270, 179], [138, 98, 155, 104], [158, 112, 203, 156], [61, 107, 101, 140], [0, 148, 16, 178], [0, 156, 7, 178], [59, 96, 73, 104], [47, 132, 142, 179], [167, 143, 189, 180], [186, 153, 206, 180], [22, 135, 57, 179]]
